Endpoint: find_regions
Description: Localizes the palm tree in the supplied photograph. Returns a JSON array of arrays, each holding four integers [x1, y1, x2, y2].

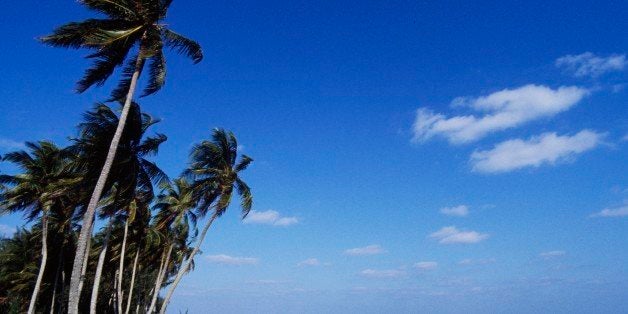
[[159, 129, 253, 313], [40, 2, 202, 310], [0, 142, 74, 314], [70, 103, 167, 313], [147, 178, 197, 313], [0, 228, 38, 313]]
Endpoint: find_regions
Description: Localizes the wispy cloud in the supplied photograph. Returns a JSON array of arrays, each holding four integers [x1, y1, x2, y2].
[[429, 226, 488, 244], [414, 261, 438, 270], [440, 205, 469, 217], [590, 204, 628, 218], [297, 258, 321, 267], [412, 85, 589, 144], [556, 52, 626, 78], [0, 224, 17, 237], [458, 258, 496, 266], [470, 130, 603, 173], [539, 251, 566, 259], [0, 138, 26, 152], [360, 269, 406, 278], [243, 210, 299, 227], [344, 244, 386, 256], [206, 254, 259, 265]]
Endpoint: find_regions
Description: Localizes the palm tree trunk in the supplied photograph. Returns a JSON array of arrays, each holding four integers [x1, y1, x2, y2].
[[159, 212, 219, 314], [147, 243, 173, 313], [77, 230, 92, 299], [125, 249, 140, 314], [68, 52, 146, 314], [113, 270, 120, 314], [90, 218, 113, 314], [118, 217, 130, 313], [27, 213, 48, 314], [50, 247, 65, 314]]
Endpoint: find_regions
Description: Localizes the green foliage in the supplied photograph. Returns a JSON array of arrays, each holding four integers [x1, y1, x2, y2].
[[41, 0, 203, 99], [0, 104, 253, 312]]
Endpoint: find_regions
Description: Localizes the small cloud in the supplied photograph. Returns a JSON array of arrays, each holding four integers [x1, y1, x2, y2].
[[297, 258, 321, 267], [206, 254, 259, 265], [0, 138, 26, 152], [245, 279, 289, 285], [360, 269, 406, 279], [622, 134, 628, 142], [556, 52, 626, 78], [429, 226, 489, 244], [0, 224, 17, 237], [458, 258, 496, 266], [412, 85, 589, 144], [344, 244, 386, 256], [539, 251, 566, 259], [243, 210, 299, 227], [470, 130, 604, 173], [590, 205, 628, 218], [414, 261, 438, 270], [440, 205, 469, 217]]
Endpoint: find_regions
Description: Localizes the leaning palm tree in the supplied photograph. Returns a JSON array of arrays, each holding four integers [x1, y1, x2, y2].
[[159, 129, 253, 313], [0, 142, 74, 314], [147, 178, 197, 313], [69, 103, 167, 313], [40, 2, 202, 310]]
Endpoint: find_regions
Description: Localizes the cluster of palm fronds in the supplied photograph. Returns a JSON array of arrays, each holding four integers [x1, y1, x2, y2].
[[0, 105, 252, 313], [0, 1, 253, 313]]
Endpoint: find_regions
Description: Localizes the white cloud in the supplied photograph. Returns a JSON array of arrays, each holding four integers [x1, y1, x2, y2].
[[590, 204, 628, 218], [344, 244, 386, 256], [206, 254, 259, 265], [360, 269, 406, 278], [297, 258, 321, 267], [440, 205, 469, 217], [429, 226, 489, 244], [539, 251, 566, 259], [243, 210, 299, 227], [0, 224, 17, 237], [556, 52, 627, 78], [458, 258, 496, 266], [470, 130, 603, 173], [0, 138, 26, 152], [412, 85, 589, 144], [414, 261, 438, 270]]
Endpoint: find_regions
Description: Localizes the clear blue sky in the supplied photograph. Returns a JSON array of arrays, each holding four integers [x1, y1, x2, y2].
[[1, 1, 628, 313]]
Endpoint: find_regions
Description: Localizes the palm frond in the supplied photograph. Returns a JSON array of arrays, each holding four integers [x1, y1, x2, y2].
[[142, 50, 166, 96], [79, 0, 138, 19], [235, 155, 253, 173], [163, 29, 203, 63]]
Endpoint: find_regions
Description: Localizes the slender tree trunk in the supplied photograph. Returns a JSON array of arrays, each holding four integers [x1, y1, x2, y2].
[[77, 229, 92, 300], [68, 52, 146, 314], [118, 218, 130, 313], [159, 212, 219, 314], [27, 213, 48, 314], [147, 244, 173, 313], [125, 249, 140, 314], [113, 270, 120, 314], [59, 269, 66, 313], [90, 219, 113, 314], [50, 248, 65, 314]]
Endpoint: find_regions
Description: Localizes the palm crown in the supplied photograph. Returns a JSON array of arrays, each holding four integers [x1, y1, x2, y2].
[[41, 0, 203, 99], [187, 128, 253, 218]]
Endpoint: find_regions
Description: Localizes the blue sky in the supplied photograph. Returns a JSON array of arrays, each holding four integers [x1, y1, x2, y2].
[[1, 0, 628, 313]]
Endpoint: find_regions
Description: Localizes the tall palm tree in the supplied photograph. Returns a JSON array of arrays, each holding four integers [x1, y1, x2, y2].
[[159, 129, 253, 313], [0, 142, 74, 314], [70, 103, 167, 313], [147, 178, 196, 313], [41, 2, 202, 310]]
